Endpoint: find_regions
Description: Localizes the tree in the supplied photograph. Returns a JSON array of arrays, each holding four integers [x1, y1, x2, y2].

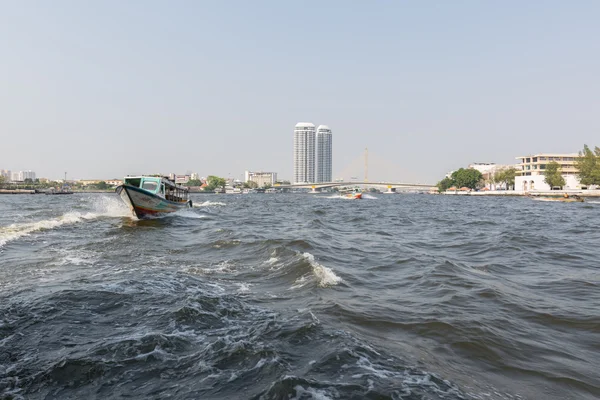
[[451, 168, 483, 190], [95, 181, 109, 190], [493, 167, 517, 190], [544, 161, 566, 189], [0, 175, 5, 187], [263, 183, 272, 189], [206, 175, 226, 191], [243, 181, 258, 189], [185, 179, 203, 186], [575, 144, 600, 187], [436, 177, 454, 192]]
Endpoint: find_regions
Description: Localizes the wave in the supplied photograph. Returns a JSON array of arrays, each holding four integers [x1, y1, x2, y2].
[[302, 252, 342, 287]]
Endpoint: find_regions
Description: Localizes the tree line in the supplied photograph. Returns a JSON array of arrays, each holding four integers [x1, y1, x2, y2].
[[437, 144, 600, 191]]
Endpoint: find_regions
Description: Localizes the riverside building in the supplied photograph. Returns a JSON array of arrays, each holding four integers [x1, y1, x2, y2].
[[293, 123, 316, 183], [515, 153, 581, 191], [245, 171, 277, 187], [316, 125, 332, 183]]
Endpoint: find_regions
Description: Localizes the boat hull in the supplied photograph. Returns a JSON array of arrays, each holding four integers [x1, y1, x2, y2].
[[343, 193, 362, 199], [116, 185, 191, 218]]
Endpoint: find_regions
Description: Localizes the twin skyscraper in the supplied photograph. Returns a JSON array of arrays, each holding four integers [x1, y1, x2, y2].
[[293, 123, 332, 184]]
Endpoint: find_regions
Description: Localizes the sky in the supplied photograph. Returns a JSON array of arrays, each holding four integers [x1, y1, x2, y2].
[[1, 1, 599, 183]]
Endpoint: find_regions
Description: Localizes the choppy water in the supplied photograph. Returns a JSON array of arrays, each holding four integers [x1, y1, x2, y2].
[[0, 193, 599, 400]]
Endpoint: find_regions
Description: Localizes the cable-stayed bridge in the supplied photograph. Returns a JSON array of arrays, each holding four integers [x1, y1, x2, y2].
[[275, 181, 435, 191], [282, 148, 435, 191]]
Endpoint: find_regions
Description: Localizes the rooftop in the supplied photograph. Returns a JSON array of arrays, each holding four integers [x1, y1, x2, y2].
[[295, 122, 315, 128]]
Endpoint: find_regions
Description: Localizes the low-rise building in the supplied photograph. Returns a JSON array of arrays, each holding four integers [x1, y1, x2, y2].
[[245, 171, 277, 187], [469, 163, 520, 190], [515, 153, 581, 191]]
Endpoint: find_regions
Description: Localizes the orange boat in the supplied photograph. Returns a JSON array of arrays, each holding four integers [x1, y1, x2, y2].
[[341, 189, 362, 199]]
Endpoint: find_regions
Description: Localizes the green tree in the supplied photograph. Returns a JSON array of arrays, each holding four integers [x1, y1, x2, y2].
[[493, 167, 517, 190], [0, 175, 5, 187], [575, 144, 600, 187], [436, 177, 454, 192], [243, 181, 258, 189], [185, 179, 203, 186], [263, 183, 272, 189], [451, 168, 483, 190], [95, 181, 109, 190], [544, 161, 566, 189], [206, 175, 226, 191]]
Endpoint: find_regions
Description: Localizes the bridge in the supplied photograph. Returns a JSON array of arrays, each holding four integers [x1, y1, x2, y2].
[[275, 181, 435, 191], [279, 148, 435, 192]]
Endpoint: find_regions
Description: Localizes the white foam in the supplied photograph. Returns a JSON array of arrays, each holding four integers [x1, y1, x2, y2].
[[290, 276, 309, 290], [363, 194, 378, 199], [0, 212, 95, 248], [175, 209, 207, 219], [291, 385, 336, 400], [0, 195, 134, 248], [237, 282, 251, 293], [194, 201, 226, 207], [303, 252, 343, 287]]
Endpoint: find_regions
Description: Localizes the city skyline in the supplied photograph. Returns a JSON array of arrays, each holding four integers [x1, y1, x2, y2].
[[2, 2, 599, 182]]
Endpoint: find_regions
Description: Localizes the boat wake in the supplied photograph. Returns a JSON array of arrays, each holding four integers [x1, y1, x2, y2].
[[193, 201, 226, 207], [0, 196, 131, 249], [0, 212, 96, 249]]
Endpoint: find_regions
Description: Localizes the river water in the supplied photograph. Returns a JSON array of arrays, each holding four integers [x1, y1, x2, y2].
[[0, 193, 598, 400]]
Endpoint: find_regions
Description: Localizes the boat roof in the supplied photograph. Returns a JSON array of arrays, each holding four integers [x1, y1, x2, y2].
[[124, 175, 188, 190]]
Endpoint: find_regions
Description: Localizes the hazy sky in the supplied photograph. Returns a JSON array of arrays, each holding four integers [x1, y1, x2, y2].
[[1, 1, 599, 183]]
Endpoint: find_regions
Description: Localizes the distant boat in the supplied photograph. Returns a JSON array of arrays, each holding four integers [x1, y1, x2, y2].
[[531, 194, 584, 203], [116, 176, 192, 219], [339, 188, 362, 200]]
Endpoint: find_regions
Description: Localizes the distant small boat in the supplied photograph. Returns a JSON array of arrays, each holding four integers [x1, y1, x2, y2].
[[116, 176, 192, 219], [531, 194, 584, 203], [340, 189, 362, 200]]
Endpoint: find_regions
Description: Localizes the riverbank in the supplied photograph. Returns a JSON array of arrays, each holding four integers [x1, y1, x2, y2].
[[442, 189, 600, 197]]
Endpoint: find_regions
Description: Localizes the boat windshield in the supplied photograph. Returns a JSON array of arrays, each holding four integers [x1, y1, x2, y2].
[[142, 181, 158, 192]]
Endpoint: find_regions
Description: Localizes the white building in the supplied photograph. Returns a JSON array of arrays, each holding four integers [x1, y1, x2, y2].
[[245, 171, 277, 187], [0, 170, 11, 180], [175, 175, 190, 184], [514, 153, 581, 191], [468, 163, 519, 190], [190, 172, 200, 181], [293, 122, 316, 183], [316, 125, 332, 183]]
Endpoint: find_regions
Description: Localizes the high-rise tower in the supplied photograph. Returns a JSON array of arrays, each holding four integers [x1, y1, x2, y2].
[[316, 125, 332, 183], [293, 122, 316, 183]]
